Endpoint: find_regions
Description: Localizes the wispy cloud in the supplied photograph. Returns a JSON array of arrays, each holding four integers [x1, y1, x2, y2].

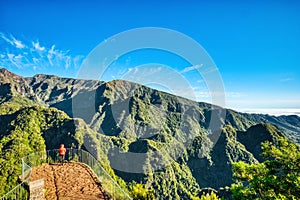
[[14, 39, 25, 48], [0, 32, 84, 74], [0, 32, 25, 49], [280, 77, 294, 82], [32, 41, 45, 51], [180, 64, 203, 73], [128, 67, 139, 74]]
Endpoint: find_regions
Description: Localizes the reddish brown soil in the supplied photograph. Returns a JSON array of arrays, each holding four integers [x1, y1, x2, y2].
[[30, 162, 110, 200]]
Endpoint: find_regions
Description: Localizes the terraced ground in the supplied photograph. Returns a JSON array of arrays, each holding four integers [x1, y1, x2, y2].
[[30, 162, 110, 200]]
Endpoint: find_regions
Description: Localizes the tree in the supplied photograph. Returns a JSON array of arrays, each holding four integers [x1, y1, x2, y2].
[[231, 137, 300, 199], [192, 191, 221, 200], [129, 183, 155, 200]]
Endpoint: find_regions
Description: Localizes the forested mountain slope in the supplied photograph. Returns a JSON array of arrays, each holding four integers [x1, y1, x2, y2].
[[0, 68, 299, 199]]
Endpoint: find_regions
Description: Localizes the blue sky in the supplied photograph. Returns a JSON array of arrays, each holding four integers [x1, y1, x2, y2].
[[0, 0, 299, 115]]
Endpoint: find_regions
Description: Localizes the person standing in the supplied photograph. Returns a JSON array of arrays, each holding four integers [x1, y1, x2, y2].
[[59, 144, 66, 164]]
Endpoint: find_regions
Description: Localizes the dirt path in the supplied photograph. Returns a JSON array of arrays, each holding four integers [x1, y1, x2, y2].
[[30, 162, 110, 200]]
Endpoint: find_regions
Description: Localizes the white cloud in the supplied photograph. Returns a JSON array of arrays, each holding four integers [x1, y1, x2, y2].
[[0, 32, 14, 45], [15, 54, 23, 59], [33, 58, 39, 64], [32, 41, 45, 51], [5, 53, 22, 68], [0, 32, 84, 74], [0, 33, 25, 49], [65, 56, 71, 69], [128, 67, 139, 74], [180, 64, 203, 73], [7, 53, 14, 60], [240, 108, 300, 117], [13, 39, 25, 48]]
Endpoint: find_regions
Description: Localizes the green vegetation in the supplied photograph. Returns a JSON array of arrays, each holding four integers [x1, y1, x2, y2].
[[231, 137, 300, 199], [192, 192, 221, 200], [0, 98, 81, 195], [129, 183, 155, 200], [0, 95, 36, 115], [0, 96, 129, 197], [0, 106, 46, 194], [1, 69, 300, 199]]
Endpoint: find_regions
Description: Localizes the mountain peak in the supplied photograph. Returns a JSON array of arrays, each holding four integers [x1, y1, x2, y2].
[[0, 68, 17, 76], [0, 68, 34, 98], [0, 68, 24, 83], [0, 68, 10, 74], [33, 73, 59, 79]]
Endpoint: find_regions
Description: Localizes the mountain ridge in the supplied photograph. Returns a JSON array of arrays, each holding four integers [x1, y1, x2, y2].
[[0, 68, 299, 199]]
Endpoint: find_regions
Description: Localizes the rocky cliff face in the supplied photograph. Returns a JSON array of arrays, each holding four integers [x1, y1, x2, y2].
[[0, 68, 34, 101], [0, 68, 299, 198]]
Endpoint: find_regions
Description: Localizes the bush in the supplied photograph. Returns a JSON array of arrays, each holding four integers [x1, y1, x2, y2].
[[129, 183, 155, 200], [192, 191, 221, 200], [231, 137, 300, 199]]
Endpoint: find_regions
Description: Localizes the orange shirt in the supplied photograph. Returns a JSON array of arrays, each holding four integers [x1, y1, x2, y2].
[[59, 147, 66, 155]]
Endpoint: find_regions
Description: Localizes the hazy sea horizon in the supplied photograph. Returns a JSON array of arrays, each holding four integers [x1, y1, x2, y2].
[[239, 108, 300, 117]]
